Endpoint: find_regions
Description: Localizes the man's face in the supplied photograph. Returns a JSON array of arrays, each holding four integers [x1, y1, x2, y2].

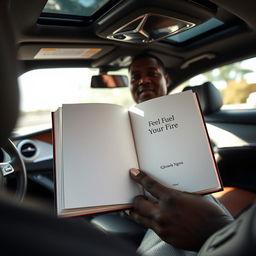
[[129, 57, 169, 103]]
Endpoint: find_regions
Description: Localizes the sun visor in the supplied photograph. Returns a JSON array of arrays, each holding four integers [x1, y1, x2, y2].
[[18, 44, 115, 60], [96, 0, 217, 44]]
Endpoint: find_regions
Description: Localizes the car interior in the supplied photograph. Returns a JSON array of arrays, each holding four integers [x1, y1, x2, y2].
[[1, 0, 256, 254]]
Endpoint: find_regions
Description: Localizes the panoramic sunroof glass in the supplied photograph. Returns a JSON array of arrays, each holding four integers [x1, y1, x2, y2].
[[42, 0, 110, 17], [166, 18, 224, 43]]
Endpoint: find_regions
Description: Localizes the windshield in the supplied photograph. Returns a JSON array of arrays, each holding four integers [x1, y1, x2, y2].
[[17, 68, 133, 133]]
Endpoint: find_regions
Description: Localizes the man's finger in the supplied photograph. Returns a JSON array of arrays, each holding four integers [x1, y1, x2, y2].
[[130, 168, 175, 200], [129, 209, 155, 230], [132, 195, 157, 218]]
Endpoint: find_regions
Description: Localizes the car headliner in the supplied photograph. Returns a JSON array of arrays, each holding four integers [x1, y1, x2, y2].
[[11, 0, 256, 91]]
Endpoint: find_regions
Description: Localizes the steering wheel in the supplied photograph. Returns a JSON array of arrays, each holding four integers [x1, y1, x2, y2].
[[0, 138, 27, 202]]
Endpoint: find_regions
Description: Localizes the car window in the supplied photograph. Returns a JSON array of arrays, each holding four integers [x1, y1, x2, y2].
[[16, 68, 133, 133], [42, 0, 110, 17], [173, 57, 256, 110]]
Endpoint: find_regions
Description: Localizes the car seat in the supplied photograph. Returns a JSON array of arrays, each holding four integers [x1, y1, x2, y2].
[[182, 81, 223, 115], [183, 82, 256, 218]]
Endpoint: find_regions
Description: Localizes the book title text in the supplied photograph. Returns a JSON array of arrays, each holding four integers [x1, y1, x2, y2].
[[148, 115, 178, 135]]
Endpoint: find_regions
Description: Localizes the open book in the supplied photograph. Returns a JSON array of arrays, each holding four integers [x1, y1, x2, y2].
[[52, 90, 222, 217]]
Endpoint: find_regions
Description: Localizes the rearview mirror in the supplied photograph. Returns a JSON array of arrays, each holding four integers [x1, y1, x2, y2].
[[91, 75, 129, 88]]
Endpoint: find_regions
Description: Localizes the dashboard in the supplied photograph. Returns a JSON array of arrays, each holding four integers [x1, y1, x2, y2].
[[11, 129, 55, 197]]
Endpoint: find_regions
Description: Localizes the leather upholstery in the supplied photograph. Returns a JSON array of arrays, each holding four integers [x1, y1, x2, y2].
[[183, 82, 223, 115]]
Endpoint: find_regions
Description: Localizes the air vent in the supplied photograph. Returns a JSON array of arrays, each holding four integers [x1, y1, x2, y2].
[[18, 140, 38, 160]]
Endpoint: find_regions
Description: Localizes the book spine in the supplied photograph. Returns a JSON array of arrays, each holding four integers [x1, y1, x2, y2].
[[194, 93, 223, 192], [51, 112, 58, 216]]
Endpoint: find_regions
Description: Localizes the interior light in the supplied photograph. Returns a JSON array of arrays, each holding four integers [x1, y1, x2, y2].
[[108, 13, 195, 43]]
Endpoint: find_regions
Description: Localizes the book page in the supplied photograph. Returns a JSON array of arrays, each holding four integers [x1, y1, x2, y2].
[[61, 103, 140, 209], [129, 91, 221, 193]]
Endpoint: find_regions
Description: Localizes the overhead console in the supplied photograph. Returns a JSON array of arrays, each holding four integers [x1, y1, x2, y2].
[[96, 0, 217, 43]]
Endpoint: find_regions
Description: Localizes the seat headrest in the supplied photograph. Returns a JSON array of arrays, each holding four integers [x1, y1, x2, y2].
[[0, 2, 20, 145], [183, 82, 223, 115]]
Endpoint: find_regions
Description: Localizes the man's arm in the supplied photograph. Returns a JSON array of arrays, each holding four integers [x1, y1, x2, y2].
[[128, 168, 233, 252]]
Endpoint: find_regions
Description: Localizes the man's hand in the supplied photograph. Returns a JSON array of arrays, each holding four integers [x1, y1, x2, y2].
[[129, 168, 233, 251]]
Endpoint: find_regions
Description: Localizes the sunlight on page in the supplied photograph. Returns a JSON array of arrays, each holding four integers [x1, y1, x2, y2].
[[129, 106, 145, 117]]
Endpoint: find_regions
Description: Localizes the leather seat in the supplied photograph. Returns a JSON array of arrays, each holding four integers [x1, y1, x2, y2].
[[183, 81, 223, 115], [183, 81, 256, 218]]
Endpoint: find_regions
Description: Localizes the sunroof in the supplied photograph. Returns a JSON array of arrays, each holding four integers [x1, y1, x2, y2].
[[166, 18, 224, 43], [42, 0, 111, 17]]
